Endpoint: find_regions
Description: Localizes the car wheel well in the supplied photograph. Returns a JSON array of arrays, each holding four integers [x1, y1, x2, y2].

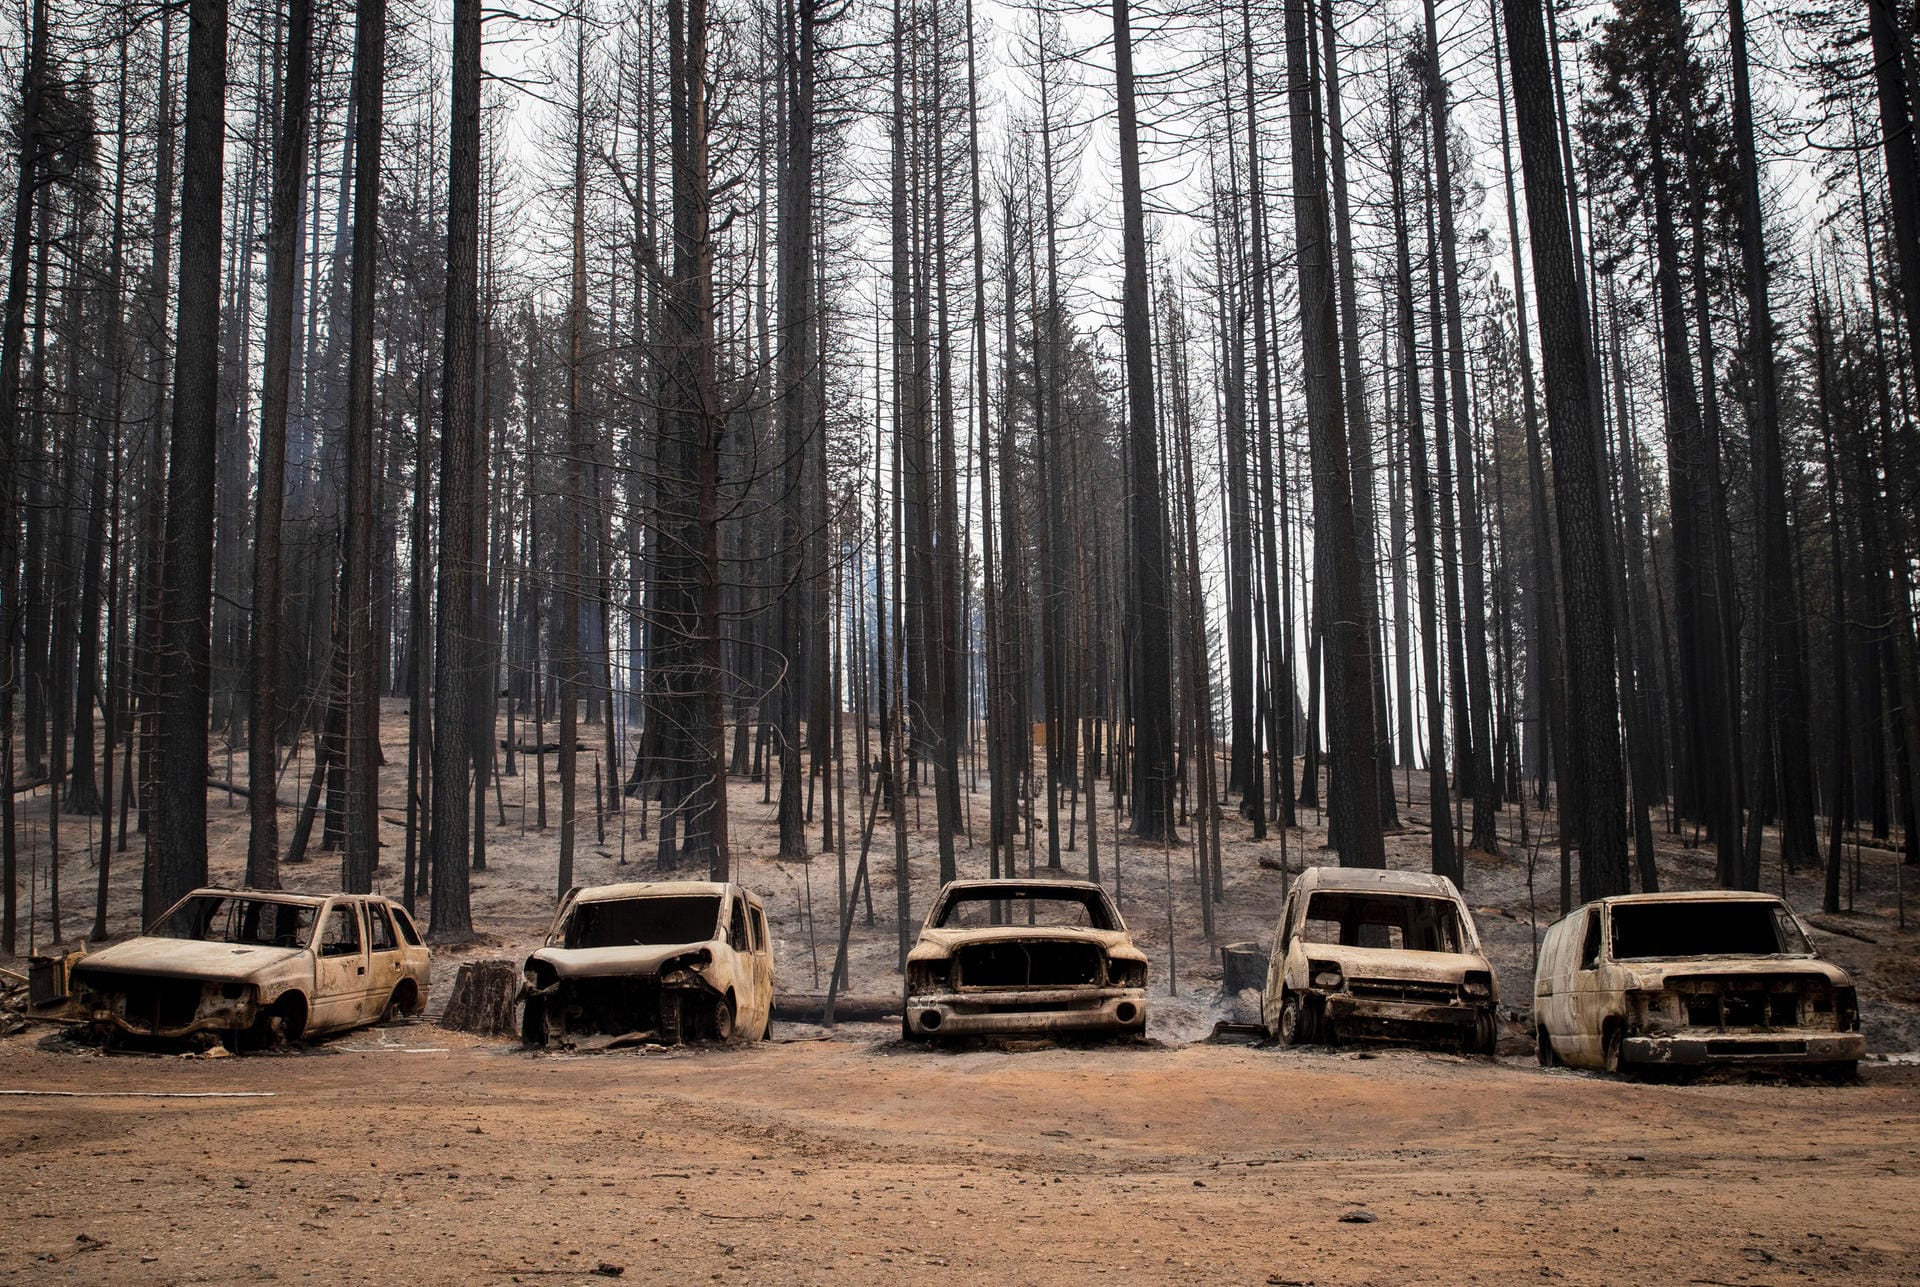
[[273, 992, 309, 1041], [387, 978, 420, 1018], [1601, 1017, 1626, 1075]]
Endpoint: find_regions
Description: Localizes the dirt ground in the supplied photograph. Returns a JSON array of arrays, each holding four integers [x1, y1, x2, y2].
[[6, 701, 1920, 1282], [3, 1032, 1919, 1286]]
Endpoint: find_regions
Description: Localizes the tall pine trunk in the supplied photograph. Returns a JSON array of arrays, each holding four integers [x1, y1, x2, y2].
[[151, 0, 230, 912]]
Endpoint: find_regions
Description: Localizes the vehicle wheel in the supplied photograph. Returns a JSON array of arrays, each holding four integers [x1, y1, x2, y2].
[[521, 997, 549, 1049], [1474, 1008, 1499, 1057], [1602, 1023, 1625, 1076], [709, 994, 736, 1043], [382, 984, 415, 1024], [761, 1016, 773, 1041], [1536, 1027, 1558, 1068], [1277, 994, 1303, 1047]]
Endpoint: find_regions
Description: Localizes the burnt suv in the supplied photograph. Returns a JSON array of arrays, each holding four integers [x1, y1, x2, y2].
[[520, 881, 775, 1047], [903, 879, 1148, 1041], [1261, 866, 1499, 1053], [71, 888, 429, 1047]]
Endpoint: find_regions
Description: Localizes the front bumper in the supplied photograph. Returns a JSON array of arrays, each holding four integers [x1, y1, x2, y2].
[[79, 978, 259, 1040], [1322, 994, 1486, 1041], [1622, 1031, 1867, 1066], [904, 986, 1147, 1038]]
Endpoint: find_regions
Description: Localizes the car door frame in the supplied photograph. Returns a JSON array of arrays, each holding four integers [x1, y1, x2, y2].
[[310, 898, 370, 1034], [1567, 905, 1612, 1067], [745, 898, 774, 1037], [363, 899, 407, 1022], [1261, 886, 1301, 1035]]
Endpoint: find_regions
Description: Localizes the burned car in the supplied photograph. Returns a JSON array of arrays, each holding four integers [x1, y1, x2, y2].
[[519, 881, 774, 1047], [71, 888, 429, 1046], [1534, 890, 1866, 1075], [1261, 866, 1498, 1053], [903, 879, 1148, 1041]]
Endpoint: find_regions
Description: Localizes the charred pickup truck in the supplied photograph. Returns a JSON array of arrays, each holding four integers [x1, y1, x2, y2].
[[520, 881, 775, 1047], [1262, 866, 1499, 1053], [71, 888, 429, 1047], [1534, 890, 1866, 1075], [903, 879, 1148, 1041]]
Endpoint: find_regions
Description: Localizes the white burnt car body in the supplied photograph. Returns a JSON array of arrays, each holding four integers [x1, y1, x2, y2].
[[903, 879, 1148, 1040], [71, 888, 429, 1045], [1262, 866, 1499, 1052], [520, 881, 775, 1046], [1534, 891, 1866, 1075]]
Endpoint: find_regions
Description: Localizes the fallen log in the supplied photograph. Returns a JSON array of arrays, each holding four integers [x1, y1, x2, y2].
[[1804, 916, 1880, 945], [204, 778, 303, 809], [773, 993, 898, 1024]]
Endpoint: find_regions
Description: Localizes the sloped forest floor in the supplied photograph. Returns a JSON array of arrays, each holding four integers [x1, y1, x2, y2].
[[4, 701, 1920, 1283]]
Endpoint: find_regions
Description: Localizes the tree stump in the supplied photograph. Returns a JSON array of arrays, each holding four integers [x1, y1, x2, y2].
[[1221, 942, 1270, 997], [439, 959, 521, 1036]]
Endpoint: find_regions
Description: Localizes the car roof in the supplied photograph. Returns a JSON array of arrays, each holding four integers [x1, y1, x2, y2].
[[1593, 890, 1785, 907], [937, 878, 1108, 897], [568, 880, 739, 904], [1293, 866, 1460, 897], [189, 886, 330, 908]]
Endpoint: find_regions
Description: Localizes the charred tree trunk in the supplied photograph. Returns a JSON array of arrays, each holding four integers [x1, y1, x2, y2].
[[1500, 0, 1629, 896], [430, 0, 482, 937], [1286, 0, 1382, 867], [151, 0, 230, 912], [1112, 0, 1177, 842]]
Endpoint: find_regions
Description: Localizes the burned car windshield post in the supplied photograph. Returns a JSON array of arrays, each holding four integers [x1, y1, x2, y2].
[[1534, 892, 1867, 1076], [520, 882, 775, 1048], [903, 880, 1149, 1042], [69, 889, 429, 1049], [1263, 868, 1500, 1053]]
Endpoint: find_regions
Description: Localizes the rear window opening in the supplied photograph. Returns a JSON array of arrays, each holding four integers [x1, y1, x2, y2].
[[1608, 900, 1810, 960], [563, 896, 721, 949], [934, 888, 1117, 930], [1300, 893, 1464, 953]]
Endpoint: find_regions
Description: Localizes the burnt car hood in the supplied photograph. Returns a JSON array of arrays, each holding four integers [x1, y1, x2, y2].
[[1614, 956, 1849, 988], [527, 942, 712, 980], [1305, 943, 1488, 982], [911, 925, 1142, 959], [73, 937, 302, 984]]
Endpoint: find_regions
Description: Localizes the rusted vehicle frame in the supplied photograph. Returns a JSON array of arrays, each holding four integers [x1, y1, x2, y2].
[[71, 889, 429, 1047], [519, 881, 775, 1048], [903, 879, 1149, 1041], [1534, 891, 1867, 1075], [1263, 867, 1499, 1053]]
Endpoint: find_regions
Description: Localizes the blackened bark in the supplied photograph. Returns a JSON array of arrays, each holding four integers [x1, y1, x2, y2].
[[1500, 0, 1629, 897], [1728, 0, 1816, 884], [431, 0, 481, 936], [1112, 0, 1177, 842], [247, 0, 312, 891], [151, 0, 229, 912], [0, 0, 47, 953], [1286, 0, 1383, 867], [340, 0, 383, 895]]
